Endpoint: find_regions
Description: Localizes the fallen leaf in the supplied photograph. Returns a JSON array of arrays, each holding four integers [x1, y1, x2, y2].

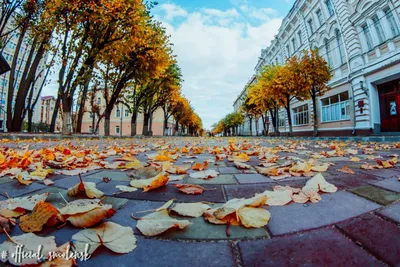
[[116, 185, 138, 192], [337, 166, 355, 174], [72, 221, 137, 254], [189, 170, 219, 179], [192, 161, 209, 171], [173, 184, 205, 194], [234, 161, 251, 169], [168, 174, 185, 181], [43, 179, 54, 186], [134, 209, 191, 236], [19, 201, 59, 232], [237, 207, 271, 228], [261, 190, 292, 206], [67, 175, 104, 199], [7, 193, 49, 211], [0, 233, 57, 266], [292, 189, 322, 203], [171, 202, 211, 217], [130, 172, 169, 192], [302, 173, 337, 193], [213, 195, 267, 221], [350, 157, 361, 162]]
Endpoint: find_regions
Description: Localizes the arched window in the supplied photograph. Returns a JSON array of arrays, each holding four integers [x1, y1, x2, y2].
[[335, 30, 345, 65], [324, 39, 332, 66]]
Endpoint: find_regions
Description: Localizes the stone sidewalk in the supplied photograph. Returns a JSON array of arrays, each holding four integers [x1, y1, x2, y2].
[[0, 138, 399, 266]]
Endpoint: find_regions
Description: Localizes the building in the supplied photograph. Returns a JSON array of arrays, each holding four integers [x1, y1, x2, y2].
[[234, 0, 400, 136], [81, 91, 176, 136], [0, 22, 46, 131], [32, 96, 62, 131]]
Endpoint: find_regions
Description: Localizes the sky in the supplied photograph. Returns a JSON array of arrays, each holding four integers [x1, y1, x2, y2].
[[42, 0, 295, 130]]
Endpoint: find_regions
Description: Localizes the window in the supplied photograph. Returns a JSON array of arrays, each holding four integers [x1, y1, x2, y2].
[[308, 19, 314, 34], [385, 8, 399, 37], [372, 15, 385, 44], [298, 31, 302, 45], [124, 109, 129, 117], [275, 57, 279, 65], [336, 30, 345, 65], [316, 9, 324, 26], [325, 0, 334, 17], [116, 108, 121, 118], [89, 126, 93, 133], [97, 97, 101, 104], [321, 91, 350, 122], [286, 44, 290, 57], [115, 126, 120, 134], [293, 105, 309, 126], [89, 112, 94, 118], [324, 39, 332, 66], [278, 112, 286, 127], [292, 38, 297, 52], [362, 24, 373, 50]]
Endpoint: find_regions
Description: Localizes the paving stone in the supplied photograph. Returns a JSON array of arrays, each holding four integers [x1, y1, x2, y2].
[[85, 170, 131, 181], [53, 175, 103, 189], [326, 174, 380, 190], [117, 184, 226, 203], [267, 191, 381, 236], [186, 174, 237, 185], [224, 184, 274, 199], [350, 185, 400, 205], [77, 237, 235, 267], [376, 201, 400, 223], [218, 167, 240, 174], [162, 216, 268, 240], [95, 180, 131, 196], [234, 173, 275, 184], [238, 228, 382, 266], [0, 181, 46, 197], [370, 177, 400, 193], [337, 213, 400, 266], [320, 157, 350, 162], [360, 168, 400, 178]]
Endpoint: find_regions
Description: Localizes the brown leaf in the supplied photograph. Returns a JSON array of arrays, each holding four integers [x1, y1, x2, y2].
[[19, 201, 59, 232], [173, 184, 204, 194]]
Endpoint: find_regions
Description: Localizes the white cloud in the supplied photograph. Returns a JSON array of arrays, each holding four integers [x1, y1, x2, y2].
[[159, 3, 188, 21], [155, 3, 282, 129]]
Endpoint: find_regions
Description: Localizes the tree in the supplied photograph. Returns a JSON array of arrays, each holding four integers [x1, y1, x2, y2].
[[271, 57, 308, 135], [6, 0, 56, 132], [300, 49, 332, 136]]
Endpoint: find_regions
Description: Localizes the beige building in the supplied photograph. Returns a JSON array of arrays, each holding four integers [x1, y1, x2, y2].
[[81, 92, 175, 136]]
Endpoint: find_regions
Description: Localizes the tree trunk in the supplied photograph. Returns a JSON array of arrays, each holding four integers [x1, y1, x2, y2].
[[311, 87, 318, 136], [104, 110, 111, 136], [130, 111, 137, 136], [62, 111, 72, 135], [50, 94, 60, 132], [142, 112, 150, 136], [286, 106, 293, 136], [91, 113, 95, 134], [149, 112, 153, 136], [163, 106, 169, 136], [175, 120, 179, 136], [269, 109, 277, 135], [75, 79, 91, 133], [27, 109, 33, 132]]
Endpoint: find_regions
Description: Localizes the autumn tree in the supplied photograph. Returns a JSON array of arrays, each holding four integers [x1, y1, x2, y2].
[[300, 49, 332, 136], [6, 0, 56, 132], [271, 57, 308, 135]]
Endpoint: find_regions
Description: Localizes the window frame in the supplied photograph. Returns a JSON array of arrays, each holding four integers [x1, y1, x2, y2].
[[292, 104, 309, 126], [316, 9, 324, 26], [320, 92, 351, 123], [325, 0, 334, 17], [362, 24, 373, 51], [115, 126, 120, 134], [372, 15, 385, 44], [385, 8, 399, 37]]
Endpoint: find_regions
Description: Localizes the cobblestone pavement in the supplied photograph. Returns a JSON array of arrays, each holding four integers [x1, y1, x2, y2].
[[0, 137, 399, 266]]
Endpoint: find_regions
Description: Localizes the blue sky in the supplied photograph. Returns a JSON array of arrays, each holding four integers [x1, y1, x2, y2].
[[42, 0, 295, 130], [150, 0, 295, 129]]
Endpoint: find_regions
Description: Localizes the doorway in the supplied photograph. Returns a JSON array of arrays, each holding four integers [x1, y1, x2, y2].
[[379, 78, 400, 132]]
